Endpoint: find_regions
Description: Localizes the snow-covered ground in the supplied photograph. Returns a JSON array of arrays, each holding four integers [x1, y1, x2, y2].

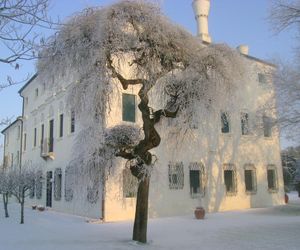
[[1, 193, 300, 250]]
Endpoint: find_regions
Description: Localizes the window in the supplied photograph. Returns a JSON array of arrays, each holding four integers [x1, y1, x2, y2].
[[54, 168, 62, 201], [23, 133, 27, 151], [168, 162, 184, 189], [17, 126, 21, 139], [189, 162, 205, 198], [244, 165, 257, 194], [33, 128, 37, 147], [258, 73, 267, 84], [122, 93, 136, 122], [223, 164, 237, 195], [5, 132, 9, 145], [123, 168, 138, 198], [16, 151, 19, 166], [267, 165, 278, 192], [35, 88, 39, 98], [11, 153, 13, 167], [49, 119, 54, 152], [36, 171, 43, 199], [65, 166, 74, 202], [25, 97, 29, 106], [41, 124, 44, 146], [263, 116, 272, 137], [241, 112, 250, 135], [221, 112, 230, 133], [70, 110, 75, 133], [59, 114, 64, 137], [29, 179, 35, 198]]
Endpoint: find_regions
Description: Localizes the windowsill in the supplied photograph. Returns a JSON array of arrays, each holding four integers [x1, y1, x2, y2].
[[190, 193, 205, 199], [264, 136, 273, 140], [268, 188, 278, 193], [57, 137, 63, 142], [241, 133, 253, 137], [225, 191, 237, 196], [259, 83, 271, 89], [67, 132, 75, 137], [122, 120, 136, 124], [221, 132, 232, 137], [124, 196, 136, 199], [246, 190, 257, 195]]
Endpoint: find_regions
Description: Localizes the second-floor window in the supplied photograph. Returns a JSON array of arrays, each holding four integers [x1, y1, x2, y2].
[[263, 116, 272, 137], [122, 93, 136, 122], [33, 128, 37, 147], [17, 126, 21, 140], [41, 124, 44, 146], [70, 110, 75, 133], [258, 73, 268, 84], [35, 88, 39, 98], [59, 114, 64, 137], [49, 119, 54, 153], [24, 133, 27, 151], [25, 97, 29, 106], [11, 153, 14, 167], [241, 112, 250, 135], [5, 132, 9, 145], [221, 112, 230, 133]]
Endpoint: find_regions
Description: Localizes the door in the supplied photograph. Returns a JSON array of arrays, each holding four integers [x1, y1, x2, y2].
[[46, 171, 53, 207]]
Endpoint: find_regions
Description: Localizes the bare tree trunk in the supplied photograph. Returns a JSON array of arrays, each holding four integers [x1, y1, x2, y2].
[[3, 193, 9, 218], [20, 191, 25, 224], [132, 177, 150, 243]]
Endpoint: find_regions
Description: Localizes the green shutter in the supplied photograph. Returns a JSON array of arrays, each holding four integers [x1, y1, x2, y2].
[[122, 94, 136, 122]]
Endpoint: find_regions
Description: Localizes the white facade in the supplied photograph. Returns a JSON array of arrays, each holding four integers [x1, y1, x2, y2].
[[1, 118, 22, 171], [17, 75, 103, 218], [1, 0, 285, 221], [1, 52, 285, 221], [102, 56, 285, 221]]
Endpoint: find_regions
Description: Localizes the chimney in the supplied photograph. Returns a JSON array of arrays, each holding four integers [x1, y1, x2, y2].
[[237, 45, 249, 55], [192, 0, 212, 43]]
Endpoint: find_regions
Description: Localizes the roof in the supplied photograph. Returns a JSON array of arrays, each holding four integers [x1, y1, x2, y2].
[[1, 117, 22, 134], [18, 73, 38, 95], [244, 54, 276, 68]]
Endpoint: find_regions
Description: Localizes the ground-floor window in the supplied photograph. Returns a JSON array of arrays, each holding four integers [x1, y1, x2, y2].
[[54, 168, 62, 201], [36, 171, 43, 199], [189, 162, 205, 198], [244, 164, 257, 194], [223, 164, 237, 195], [29, 179, 35, 198], [123, 168, 138, 198], [65, 166, 75, 202], [267, 165, 278, 192], [168, 162, 184, 189]]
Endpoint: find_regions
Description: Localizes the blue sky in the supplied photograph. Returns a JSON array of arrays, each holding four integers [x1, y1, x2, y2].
[[0, 0, 297, 150]]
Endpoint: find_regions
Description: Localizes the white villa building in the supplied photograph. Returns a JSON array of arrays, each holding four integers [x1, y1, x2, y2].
[[1, 0, 285, 221], [1, 117, 22, 171]]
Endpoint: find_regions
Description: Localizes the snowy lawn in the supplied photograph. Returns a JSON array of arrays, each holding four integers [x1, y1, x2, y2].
[[1, 193, 300, 250]]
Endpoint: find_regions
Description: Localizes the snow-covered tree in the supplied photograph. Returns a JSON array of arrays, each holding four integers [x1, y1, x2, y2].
[[0, 170, 13, 218], [0, 0, 57, 90], [269, 0, 300, 142], [9, 168, 37, 224], [37, 1, 247, 243]]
